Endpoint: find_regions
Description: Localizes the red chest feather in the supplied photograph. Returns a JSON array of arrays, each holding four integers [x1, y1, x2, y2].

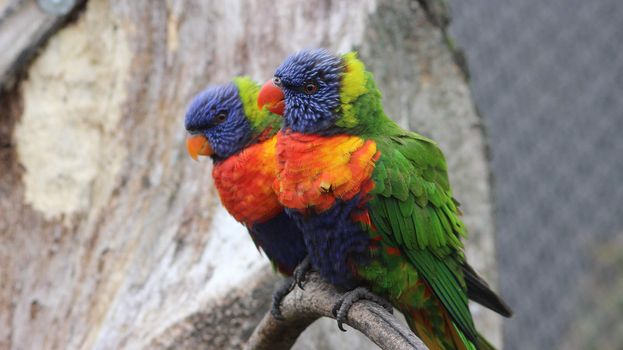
[[276, 131, 380, 213], [212, 136, 282, 225]]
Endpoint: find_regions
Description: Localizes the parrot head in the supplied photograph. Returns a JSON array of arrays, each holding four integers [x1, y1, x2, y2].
[[257, 48, 375, 134], [185, 77, 279, 161]]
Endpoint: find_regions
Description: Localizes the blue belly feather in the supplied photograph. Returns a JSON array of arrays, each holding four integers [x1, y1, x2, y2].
[[250, 211, 308, 275], [286, 197, 371, 289]]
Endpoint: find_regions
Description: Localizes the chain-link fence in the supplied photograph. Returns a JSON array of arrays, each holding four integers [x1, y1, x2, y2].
[[447, 0, 623, 349]]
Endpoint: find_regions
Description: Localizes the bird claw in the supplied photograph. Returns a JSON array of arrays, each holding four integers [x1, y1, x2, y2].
[[270, 277, 295, 321], [331, 287, 394, 332], [292, 256, 312, 290], [331, 297, 344, 317], [337, 318, 347, 332], [271, 257, 314, 320]]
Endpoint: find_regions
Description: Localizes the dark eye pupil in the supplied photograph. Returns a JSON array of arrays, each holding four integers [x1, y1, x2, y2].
[[216, 113, 226, 122], [304, 83, 317, 94], [273, 77, 282, 87]]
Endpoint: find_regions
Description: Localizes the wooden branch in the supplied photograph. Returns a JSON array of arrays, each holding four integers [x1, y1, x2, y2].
[[245, 273, 429, 350], [0, 0, 86, 89]]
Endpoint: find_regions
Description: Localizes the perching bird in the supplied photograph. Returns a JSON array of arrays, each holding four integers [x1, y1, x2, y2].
[[184, 77, 307, 316], [258, 50, 511, 350]]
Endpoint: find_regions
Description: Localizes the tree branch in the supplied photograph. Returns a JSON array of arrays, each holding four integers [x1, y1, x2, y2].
[[245, 273, 429, 350]]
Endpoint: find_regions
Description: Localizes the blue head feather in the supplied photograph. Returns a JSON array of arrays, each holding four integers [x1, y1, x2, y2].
[[184, 83, 252, 160], [274, 49, 343, 134]]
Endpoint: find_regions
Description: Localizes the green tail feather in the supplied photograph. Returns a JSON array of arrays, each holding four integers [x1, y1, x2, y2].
[[454, 325, 498, 350], [404, 310, 475, 350]]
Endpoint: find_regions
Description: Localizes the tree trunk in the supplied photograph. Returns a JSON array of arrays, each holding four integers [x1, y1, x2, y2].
[[0, 0, 502, 349]]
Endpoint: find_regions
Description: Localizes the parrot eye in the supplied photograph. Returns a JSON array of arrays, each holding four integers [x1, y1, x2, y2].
[[303, 81, 318, 95], [273, 76, 282, 87], [215, 111, 227, 124]]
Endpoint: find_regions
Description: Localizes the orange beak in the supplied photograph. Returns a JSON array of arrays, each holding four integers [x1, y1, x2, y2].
[[257, 79, 285, 115], [186, 134, 213, 161]]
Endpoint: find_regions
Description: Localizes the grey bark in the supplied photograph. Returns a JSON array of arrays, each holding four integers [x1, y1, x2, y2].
[[0, 0, 502, 349]]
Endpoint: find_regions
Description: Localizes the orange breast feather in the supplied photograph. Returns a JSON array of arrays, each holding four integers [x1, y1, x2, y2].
[[276, 131, 380, 213], [212, 136, 282, 225]]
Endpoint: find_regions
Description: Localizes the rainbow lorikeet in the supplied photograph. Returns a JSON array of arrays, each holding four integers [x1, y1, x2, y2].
[[258, 50, 511, 350], [184, 77, 307, 317]]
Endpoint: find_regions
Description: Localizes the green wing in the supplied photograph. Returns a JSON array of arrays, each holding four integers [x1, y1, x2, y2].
[[369, 130, 478, 343]]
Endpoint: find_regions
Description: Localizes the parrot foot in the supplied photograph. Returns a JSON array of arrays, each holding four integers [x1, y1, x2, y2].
[[331, 287, 394, 332], [292, 256, 312, 290], [271, 277, 295, 320]]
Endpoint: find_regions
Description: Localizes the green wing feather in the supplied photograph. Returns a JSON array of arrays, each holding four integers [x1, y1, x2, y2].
[[369, 130, 478, 343]]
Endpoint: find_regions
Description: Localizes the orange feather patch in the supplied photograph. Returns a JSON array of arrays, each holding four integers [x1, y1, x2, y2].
[[275, 131, 380, 213], [351, 210, 373, 228], [386, 247, 401, 256], [212, 136, 282, 224]]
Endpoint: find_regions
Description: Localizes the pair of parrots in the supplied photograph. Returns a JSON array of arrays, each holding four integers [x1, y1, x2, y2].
[[185, 49, 511, 350]]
